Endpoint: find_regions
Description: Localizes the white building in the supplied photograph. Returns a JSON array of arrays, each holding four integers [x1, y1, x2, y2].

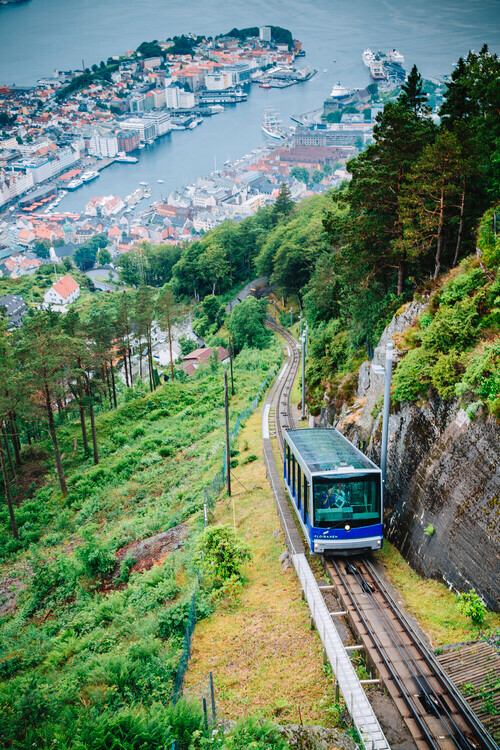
[[43, 274, 80, 307], [142, 111, 172, 136], [119, 117, 156, 142], [259, 26, 272, 42], [165, 84, 195, 110], [89, 130, 119, 157], [205, 72, 232, 91], [0, 169, 34, 207]]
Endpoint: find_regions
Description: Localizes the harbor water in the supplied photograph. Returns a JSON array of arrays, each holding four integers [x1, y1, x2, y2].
[[1, 0, 499, 213]]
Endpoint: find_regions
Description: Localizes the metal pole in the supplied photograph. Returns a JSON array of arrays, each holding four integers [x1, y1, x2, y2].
[[305, 322, 308, 357], [209, 671, 217, 723], [273, 299, 277, 320], [224, 370, 231, 497], [299, 311, 302, 336], [380, 342, 393, 490], [229, 336, 234, 396], [301, 335, 306, 419], [289, 307, 293, 328]]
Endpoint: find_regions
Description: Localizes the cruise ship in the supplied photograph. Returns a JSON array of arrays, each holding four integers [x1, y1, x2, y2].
[[66, 177, 83, 190]]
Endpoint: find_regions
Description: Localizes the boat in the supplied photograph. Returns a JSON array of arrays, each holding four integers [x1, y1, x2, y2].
[[66, 178, 83, 190], [188, 117, 202, 129], [157, 179, 164, 184], [388, 48, 404, 65], [259, 81, 271, 88], [81, 170, 99, 183], [115, 153, 139, 163], [369, 60, 387, 80], [139, 181, 148, 186], [362, 48, 376, 67], [261, 108, 287, 140]]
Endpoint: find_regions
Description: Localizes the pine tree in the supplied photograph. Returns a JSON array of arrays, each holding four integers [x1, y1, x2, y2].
[[272, 183, 294, 225], [400, 64, 430, 115]]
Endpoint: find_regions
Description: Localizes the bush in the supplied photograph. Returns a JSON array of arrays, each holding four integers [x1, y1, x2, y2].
[[457, 589, 487, 625], [167, 698, 205, 750], [76, 537, 116, 580], [72, 703, 172, 750], [158, 600, 190, 639], [195, 525, 251, 587], [222, 717, 290, 749], [392, 348, 436, 402]]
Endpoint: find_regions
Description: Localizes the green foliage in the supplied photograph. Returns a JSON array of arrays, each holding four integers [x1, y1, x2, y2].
[[424, 523, 435, 536], [392, 347, 436, 402], [227, 297, 270, 351], [457, 589, 487, 625], [222, 717, 290, 749], [195, 525, 251, 587], [75, 535, 116, 580]]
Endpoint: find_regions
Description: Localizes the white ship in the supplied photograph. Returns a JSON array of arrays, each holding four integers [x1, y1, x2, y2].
[[66, 178, 83, 190], [115, 153, 139, 163], [388, 48, 405, 65], [362, 48, 376, 67], [81, 170, 99, 183], [261, 108, 287, 140]]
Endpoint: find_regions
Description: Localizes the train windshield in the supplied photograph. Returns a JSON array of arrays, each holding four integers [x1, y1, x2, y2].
[[313, 474, 380, 529]]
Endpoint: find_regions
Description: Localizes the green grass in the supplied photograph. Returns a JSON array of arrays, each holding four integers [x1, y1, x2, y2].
[[375, 542, 500, 647], [0, 342, 281, 749]]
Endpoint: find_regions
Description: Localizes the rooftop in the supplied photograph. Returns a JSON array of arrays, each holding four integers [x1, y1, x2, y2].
[[285, 428, 379, 474]]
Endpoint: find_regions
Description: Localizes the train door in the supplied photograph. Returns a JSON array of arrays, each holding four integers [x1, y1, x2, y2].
[[303, 473, 309, 525]]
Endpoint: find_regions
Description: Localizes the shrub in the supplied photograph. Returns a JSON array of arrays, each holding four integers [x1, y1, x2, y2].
[[457, 589, 487, 625], [420, 293, 482, 353], [76, 537, 116, 580], [167, 698, 205, 750], [241, 454, 258, 465], [195, 525, 251, 587], [392, 348, 436, 402], [430, 351, 464, 400], [158, 600, 190, 639], [72, 703, 172, 750], [222, 717, 290, 749]]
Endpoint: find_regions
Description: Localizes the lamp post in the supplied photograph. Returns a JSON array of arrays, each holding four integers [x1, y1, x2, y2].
[[289, 307, 293, 328], [301, 334, 306, 420], [371, 342, 393, 490]]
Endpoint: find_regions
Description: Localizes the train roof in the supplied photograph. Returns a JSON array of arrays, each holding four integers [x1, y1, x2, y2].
[[285, 428, 380, 475]]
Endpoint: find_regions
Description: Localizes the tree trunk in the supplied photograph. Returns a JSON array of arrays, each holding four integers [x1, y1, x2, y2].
[[128, 348, 133, 385], [0, 446, 18, 539], [434, 184, 446, 280], [84, 374, 99, 465], [167, 317, 174, 381], [79, 404, 89, 454], [1, 423, 15, 478], [123, 354, 130, 388], [104, 365, 112, 405], [397, 260, 405, 297], [453, 175, 466, 268], [110, 361, 117, 408], [9, 416, 21, 466], [44, 384, 67, 497]]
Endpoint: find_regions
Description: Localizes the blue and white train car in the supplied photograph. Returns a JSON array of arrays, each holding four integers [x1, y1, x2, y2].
[[284, 428, 383, 555]]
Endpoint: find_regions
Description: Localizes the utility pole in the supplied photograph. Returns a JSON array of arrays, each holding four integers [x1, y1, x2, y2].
[[273, 299, 277, 321], [289, 307, 293, 328], [228, 336, 234, 396], [301, 334, 306, 419], [224, 370, 231, 497], [380, 342, 393, 487], [305, 321, 308, 357]]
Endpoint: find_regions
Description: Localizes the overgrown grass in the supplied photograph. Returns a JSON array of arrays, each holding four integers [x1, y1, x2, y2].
[[184, 410, 339, 727], [375, 542, 500, 647], [0, 342, 281, 749]]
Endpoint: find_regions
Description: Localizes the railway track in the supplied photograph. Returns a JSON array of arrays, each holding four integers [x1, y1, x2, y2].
[[265, 318, 497, 750]]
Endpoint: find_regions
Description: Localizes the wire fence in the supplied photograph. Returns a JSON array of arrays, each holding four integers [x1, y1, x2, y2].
[[172, 359, 280, 707]]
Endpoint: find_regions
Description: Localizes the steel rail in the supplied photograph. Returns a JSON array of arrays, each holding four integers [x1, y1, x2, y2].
[[345, 559, 479, 750], [329, 557, 443, 750], [363, 559, 498, 750]]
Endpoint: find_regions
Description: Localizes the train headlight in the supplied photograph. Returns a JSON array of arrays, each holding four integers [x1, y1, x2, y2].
[[344, 524, 351, 532]]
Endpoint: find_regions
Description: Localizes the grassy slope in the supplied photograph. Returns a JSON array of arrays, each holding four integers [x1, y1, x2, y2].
[[184, 409, 337, 726]]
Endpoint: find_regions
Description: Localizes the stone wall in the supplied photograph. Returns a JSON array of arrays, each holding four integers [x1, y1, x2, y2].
[[323, 303, 500, 611]]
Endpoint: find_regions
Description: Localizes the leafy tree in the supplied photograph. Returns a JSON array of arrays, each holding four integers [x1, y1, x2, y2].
[[34, 239, 50, 259], [156, 284, 177, 381], [97, 247, 112, 266], [74, 243, 98, 271], [290, 166, 309, 183], [227, 297, 270, 351], [311, 169, 324, 184], [195, 525, 251, 586]]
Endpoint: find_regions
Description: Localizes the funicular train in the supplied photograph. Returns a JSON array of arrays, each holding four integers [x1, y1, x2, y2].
[[284, 428, 383, 555]]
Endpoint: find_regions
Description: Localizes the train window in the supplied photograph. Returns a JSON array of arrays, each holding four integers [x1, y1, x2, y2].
[[312, 474, 380, 528], [304, 475, 309, 523], [292, 454, 296, 496], [297, 464, 302, 506], [286, 445, 290, 483]]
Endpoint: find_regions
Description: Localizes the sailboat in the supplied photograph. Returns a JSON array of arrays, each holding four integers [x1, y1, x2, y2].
[[261, 108, 287, 140]]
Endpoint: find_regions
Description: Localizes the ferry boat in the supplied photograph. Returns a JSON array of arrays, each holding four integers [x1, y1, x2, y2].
[[157, 179, 164, 184], [81, 170, 99, 183], [261, 108, 287, 140], [66, 178, 83, 190], [115, 154, 139, 163], [388, 48, 404, 65], [139, 181, 148, 186], [362, 48, 376, 67], [259, 81, 271, 88]]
